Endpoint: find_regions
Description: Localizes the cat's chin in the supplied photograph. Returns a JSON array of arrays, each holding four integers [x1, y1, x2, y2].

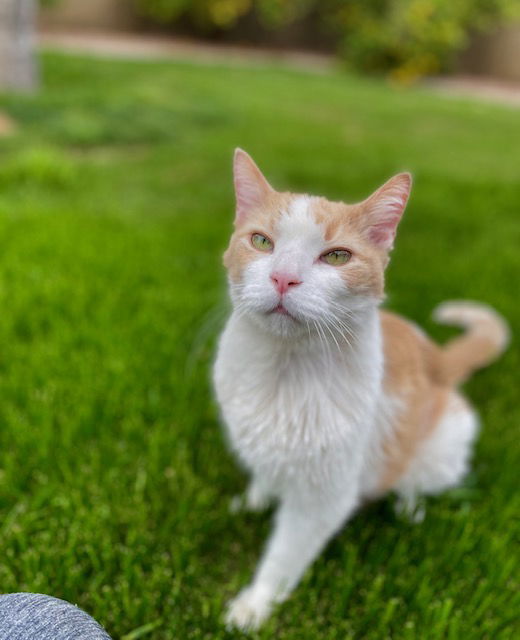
[[246, 309, 307, 339]]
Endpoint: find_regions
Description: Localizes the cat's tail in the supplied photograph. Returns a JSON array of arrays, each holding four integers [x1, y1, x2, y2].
[[431, 301, 510, 386]]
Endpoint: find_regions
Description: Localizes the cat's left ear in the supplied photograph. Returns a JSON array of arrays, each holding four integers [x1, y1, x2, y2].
[[361, 173, 412, 251], [233, 148, 274, 224]]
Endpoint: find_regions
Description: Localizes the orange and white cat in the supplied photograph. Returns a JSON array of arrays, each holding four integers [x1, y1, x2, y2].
[[213, 149, 509, 630]]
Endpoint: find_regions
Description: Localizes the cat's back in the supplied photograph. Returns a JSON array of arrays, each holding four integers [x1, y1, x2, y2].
[[379, 309, 442, 392]]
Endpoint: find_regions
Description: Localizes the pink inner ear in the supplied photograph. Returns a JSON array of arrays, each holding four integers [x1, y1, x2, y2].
[[234, 173, 264, 221], [366, 175, 411, 250], [233, 149, 272, 224], [369, 221, 398, 247]]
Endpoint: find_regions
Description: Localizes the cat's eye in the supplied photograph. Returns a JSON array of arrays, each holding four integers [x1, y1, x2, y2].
[[321, 249, 352, 266], [251, 233, 274, 252]]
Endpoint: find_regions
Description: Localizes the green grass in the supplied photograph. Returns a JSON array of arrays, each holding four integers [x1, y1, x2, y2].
[[0, 52, 518, 639]]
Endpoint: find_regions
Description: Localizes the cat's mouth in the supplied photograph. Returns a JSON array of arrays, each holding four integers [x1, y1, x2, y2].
[[269, 304, 297, 320]]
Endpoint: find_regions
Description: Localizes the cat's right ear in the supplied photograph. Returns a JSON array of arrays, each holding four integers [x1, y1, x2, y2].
[[233, 148, 274, 224]]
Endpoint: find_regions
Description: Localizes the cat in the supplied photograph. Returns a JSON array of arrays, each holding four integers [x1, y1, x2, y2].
[[213, 149, 509, 630]]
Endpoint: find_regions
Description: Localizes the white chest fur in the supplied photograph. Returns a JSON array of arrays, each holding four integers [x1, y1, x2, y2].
[[213, 310, 384, 496]]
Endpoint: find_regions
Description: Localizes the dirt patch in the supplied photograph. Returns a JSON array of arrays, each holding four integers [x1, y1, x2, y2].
[[39, 30, 335, 74], [426, 75, 520, 108]]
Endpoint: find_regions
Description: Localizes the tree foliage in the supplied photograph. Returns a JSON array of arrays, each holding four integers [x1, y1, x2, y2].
[[332, 0, 520, 82], [137, 0, 519, 80]]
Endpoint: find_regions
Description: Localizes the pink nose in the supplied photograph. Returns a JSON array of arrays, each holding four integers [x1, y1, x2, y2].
[[270, 272, 302, 295]]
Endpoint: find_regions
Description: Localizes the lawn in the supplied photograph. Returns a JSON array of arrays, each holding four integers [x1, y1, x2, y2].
[[0, 52, 518, 639]]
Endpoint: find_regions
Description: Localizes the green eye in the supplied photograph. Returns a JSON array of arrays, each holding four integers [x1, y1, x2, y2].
[[251, 233, 273, 252], [321, 249, 352, 266]]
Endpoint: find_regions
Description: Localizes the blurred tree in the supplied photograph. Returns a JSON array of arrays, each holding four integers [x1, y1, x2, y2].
[[0, 0, 39, 92]]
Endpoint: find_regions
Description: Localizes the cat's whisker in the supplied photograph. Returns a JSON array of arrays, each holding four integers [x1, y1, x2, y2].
[[322, 321, 343, 356], [313, 319, 333, 364], [326, 320, 353, 351], [185, 302, 231, 376], [325, 311, 359, 345], [330, 317, 359, 346], [311, 319, 323, 353], [304, 318, 312, 342]]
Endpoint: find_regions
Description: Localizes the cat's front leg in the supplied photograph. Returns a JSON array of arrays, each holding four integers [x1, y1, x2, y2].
[[226, 487, 358, 630]]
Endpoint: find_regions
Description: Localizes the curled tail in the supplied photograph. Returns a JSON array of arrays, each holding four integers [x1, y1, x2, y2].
[[431, 301, 510, 386]]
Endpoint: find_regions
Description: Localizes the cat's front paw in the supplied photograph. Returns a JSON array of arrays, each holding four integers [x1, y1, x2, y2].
[[225, 587, 272, 631]]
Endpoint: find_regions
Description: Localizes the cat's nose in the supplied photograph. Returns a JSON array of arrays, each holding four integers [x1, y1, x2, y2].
[[270, 272, 302, 295]]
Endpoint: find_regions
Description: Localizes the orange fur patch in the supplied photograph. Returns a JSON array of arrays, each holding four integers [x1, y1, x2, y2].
[[376, 311, 450, 493]]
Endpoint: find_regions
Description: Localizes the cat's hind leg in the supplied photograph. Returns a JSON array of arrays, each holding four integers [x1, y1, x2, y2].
[[395, 392, 479, 519]]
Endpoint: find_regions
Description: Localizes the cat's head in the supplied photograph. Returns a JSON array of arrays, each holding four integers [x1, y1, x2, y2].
[[224, 149, 411, 338]]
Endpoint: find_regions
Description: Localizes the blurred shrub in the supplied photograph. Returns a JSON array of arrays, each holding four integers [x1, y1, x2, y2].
[[332, 0, 520, 83], [137, 0, 519, 81], [137, 0, 316, 29], [138, 0, 251, 27], [138, 0, 323, 28]]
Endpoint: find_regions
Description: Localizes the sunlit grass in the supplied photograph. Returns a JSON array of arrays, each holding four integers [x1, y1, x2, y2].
[[0, 52, 518, 639]]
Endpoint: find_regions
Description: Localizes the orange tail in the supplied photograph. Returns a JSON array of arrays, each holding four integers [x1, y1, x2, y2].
[[432, 301, 510, 386]]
